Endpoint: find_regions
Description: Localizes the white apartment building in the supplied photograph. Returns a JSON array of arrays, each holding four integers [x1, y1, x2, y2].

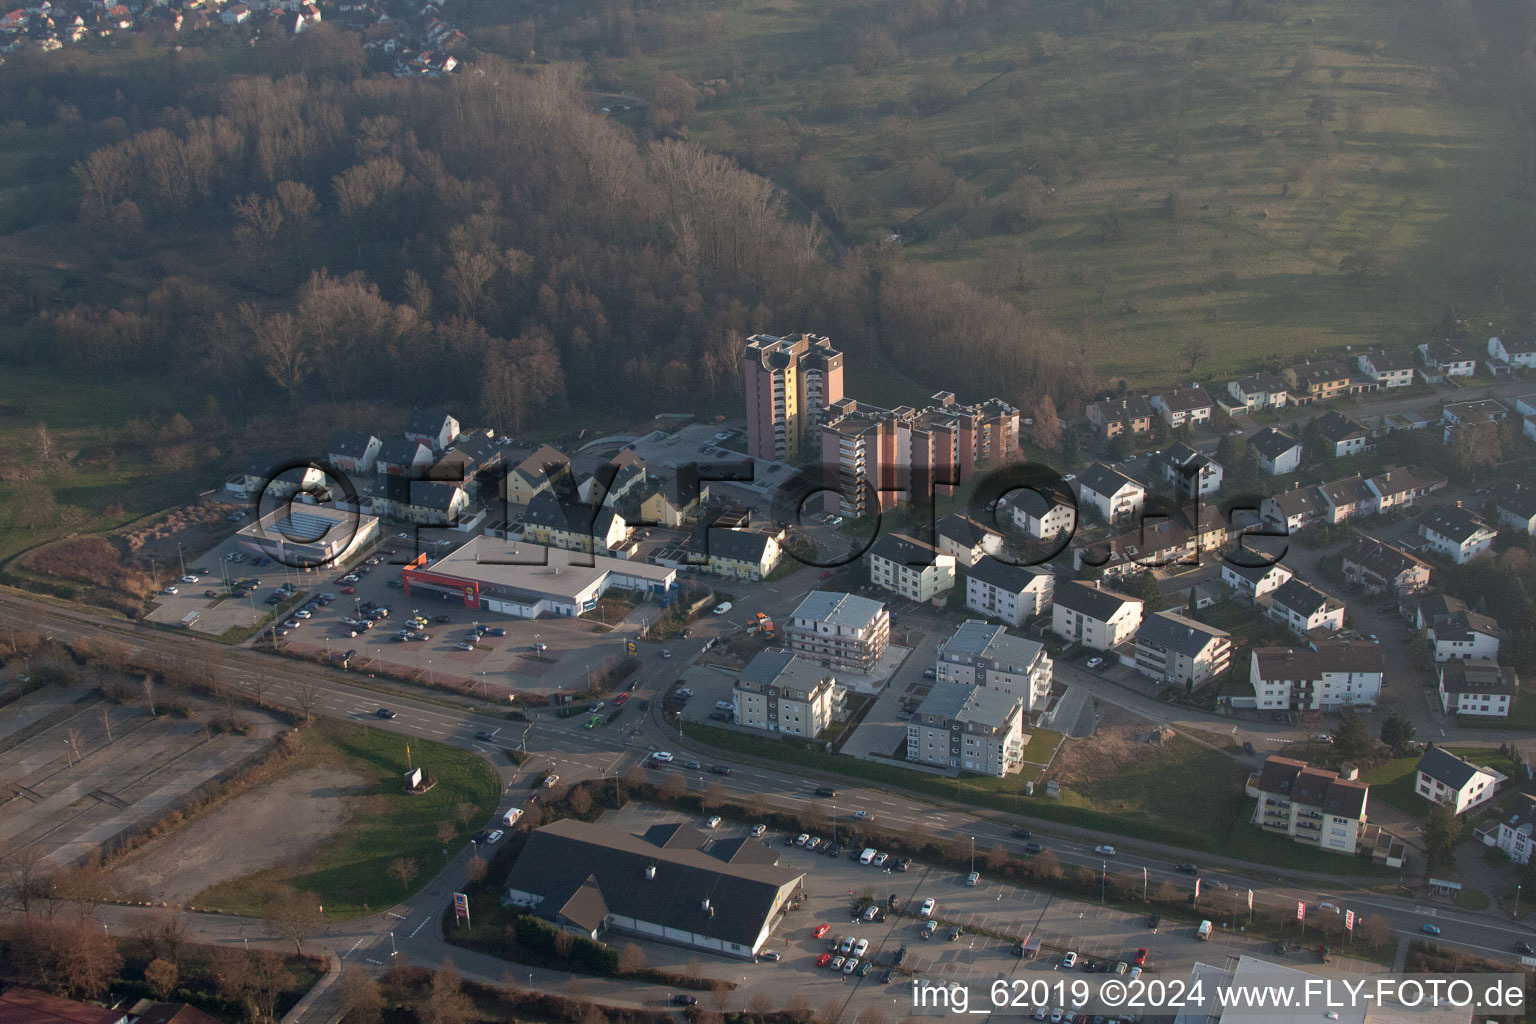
[[1133, 611, 1231, 687], [1076, 463, 1146, 525], [1418, 506, 1498, 564], [964, 558, 1055, 627], [935, 619, 1054, 713], [1250, 756, 1370, 855], [785, 590, 891, 674], [1050, 580, 1143, 651], [1265, 578, 1345, 635], [867, 533, 956, 602], [1438, 659, 1517, 718], [1247, 641, 1384, 711]]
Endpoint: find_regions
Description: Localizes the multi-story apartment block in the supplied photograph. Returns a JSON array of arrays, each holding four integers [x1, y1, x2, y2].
[[1133, 612, 1231, 687], [819, 393, 1018, 517], [866, 533, 956, 602], [906, 684, 1026, 777], [733, 649, 841, 738], [1265, 578, 1345, 635], [935, 619, 1054, 713], [1250, 756, 1369, 855], [1076, 463, 1146, 524], [1415, 746, 1502, 815], [964, 559, 1055, 627], [1438, 659, 1517, 718], [744, 333, 845, 463], [1221, 558, 1294, 599], [1356, 350, 1417, 388], [1085, 395, 1153, 440], [1418, 505, 1498, 564], [785, 591, 891, 673], [1247, 641, 1384, 711], [1050, 580, 1143, 651], [1339, 536, 1430, 596]]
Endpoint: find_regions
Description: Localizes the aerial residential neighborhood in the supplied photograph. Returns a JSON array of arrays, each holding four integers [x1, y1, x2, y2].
[[7, 2, 1536, 1019]]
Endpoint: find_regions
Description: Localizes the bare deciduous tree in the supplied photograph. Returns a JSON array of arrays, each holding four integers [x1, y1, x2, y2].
[[421, 959, 474, 1024], [265, 885, 322, 954], [464, 856, 488, 884], [145, 957, 179, 999], [339, 966, 383, 1024], [386, 857, 419, 890]]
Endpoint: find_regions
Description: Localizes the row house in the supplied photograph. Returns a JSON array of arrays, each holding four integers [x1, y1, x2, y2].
[[686, 525, 783, 580], [1226, 373, 1289, 412], [1339, 536, 1431, 596], [1285, 360, 1368, 404], [1355, 350, 1417, 388], [1085, 395, 1154, 441], [1248, 640, 1384, 711], [1417, 505, 1498, 564], [1417, 340, 1477, 380], [520, 491, 630, 554], [1148, 387, 1214, 428], [964, 559, 1055, 627], [1261, 486, 1326, 534]]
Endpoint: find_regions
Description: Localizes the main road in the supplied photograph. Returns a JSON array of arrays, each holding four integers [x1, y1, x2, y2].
[[0, 588, 1529, 977]]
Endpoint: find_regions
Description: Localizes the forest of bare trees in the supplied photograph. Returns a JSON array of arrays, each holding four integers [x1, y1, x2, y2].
[[0, 37, 1089, 431]]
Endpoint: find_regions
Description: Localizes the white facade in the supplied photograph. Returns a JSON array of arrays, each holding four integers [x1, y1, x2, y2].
[[1489, 336, 1536, 369], [1221, 560, 1293, 598], [1248, 644, 1384, 711], [1050, 582, 1143, 651], [1356, 352, 1416, 388], [1011, 497, 1077, 539], [1418, 517, 1497, 565], [964, 566, 1054, 627], [1416, 759, 1499, 815]]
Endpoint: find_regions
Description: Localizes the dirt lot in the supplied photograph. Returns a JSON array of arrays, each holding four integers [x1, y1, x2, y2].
[[1049, 704, 1172, 789], [107, 766, 366, 905], [0, 683, 284, 872]]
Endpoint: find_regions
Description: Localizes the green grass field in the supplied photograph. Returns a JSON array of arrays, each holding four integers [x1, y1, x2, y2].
[[575, 0, 1532, 385], [193, 719, 500, 917], [1361, 745, 1520, 819]]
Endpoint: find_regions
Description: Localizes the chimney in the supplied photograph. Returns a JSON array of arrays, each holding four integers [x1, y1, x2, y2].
[[701, 898, 711, 912], [645, 865, 656, 880]]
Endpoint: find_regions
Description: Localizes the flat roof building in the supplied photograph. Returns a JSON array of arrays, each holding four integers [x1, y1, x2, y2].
[[235, 503, 381, 568]]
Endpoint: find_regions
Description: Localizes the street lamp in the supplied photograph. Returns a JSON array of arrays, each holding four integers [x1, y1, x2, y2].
[[1101, 860, 1107, 904], [970, 836, 975, 875], [1517, 884, 1523, 920]]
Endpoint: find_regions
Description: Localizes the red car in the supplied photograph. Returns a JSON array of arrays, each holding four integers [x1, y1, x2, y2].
[[815, 953, 831, 968], [1133, 948, 1148, 967], [813, 924, 831, 939], [613, 693, 630, 706], [341, 586, 355, 595]]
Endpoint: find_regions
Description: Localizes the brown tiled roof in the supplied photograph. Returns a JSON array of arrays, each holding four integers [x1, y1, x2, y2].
[[1251, 640, 1384, 679], [1256, 756, 1367, 819]]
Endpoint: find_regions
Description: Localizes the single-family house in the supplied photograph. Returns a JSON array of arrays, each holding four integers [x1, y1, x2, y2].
[[1414, 746, 1502, 815], [1438, 659, 1517, 718], [1365, 465, 1446, 513], [1285, 360, 1365, 404], [1423, 603, 1502, 663], [1050, 580, 1143, 651], [1160, 443, 1223, 497], [1227, 374, 1290, 411], [1085, 395, 1154, 441], [375, 437, 435, 478], [1418, 340, 1477, 380], [1356, 350, 1416, 388], [1266, 577, 1345, 635], [1493, 481, 1536, 536], [1417, 505, 1498, 564], [1009, 488, 1077, 540], [1488, 335, 1536, 370], [1479, 794, 1536, 866], [1339, 536, 1431, 596], [935, 513, 1004, 568], [327, 430, 383, 475], [1261, 486, 1326, 534], [1221, 558, 1294, 599], [1148, 388, 1213, 428], [1249, 428, 1302, 475], [1314, 411, 1371, 459], [635, 472, 710, 528], [1076, 463, 1146, 524]]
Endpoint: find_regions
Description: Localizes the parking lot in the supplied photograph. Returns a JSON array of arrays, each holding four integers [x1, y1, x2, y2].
[[597, 803, 1383, 1016], [265, 543, 631, 698], [140, 527, 333, 637]]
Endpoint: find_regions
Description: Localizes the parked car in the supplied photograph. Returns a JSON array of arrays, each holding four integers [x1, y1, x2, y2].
[[1175, 863, 1198, 874], [1062, 952, 1078, 968], [751, 824, 767, 837], [705, 816, 722, 829], [813, 924, 831, 939], [920, 921, 937, 939], [759, 950, 781, 962], [1133, 948, 1148, 966], [919, 898, 936, 917], [485, 830, 504, 844], [815, 953, 831, 968], [1085, 657, 1104, 669]]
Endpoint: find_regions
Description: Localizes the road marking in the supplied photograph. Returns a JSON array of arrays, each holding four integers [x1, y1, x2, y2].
[[409, 917, 431, 937]]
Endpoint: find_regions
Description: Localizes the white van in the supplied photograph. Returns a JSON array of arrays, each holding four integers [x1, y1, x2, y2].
[[859, 848, 878, 865], [502, 807, 524, 827], [1197, 920, 1213, 941]]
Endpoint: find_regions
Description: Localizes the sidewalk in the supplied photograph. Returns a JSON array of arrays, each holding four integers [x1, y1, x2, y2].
[[281, 948, 342, 1024]]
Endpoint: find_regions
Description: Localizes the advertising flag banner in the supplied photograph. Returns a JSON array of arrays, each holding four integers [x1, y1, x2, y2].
[[1345, 910, 1355, 932], [1297, 901, 1306, 922]]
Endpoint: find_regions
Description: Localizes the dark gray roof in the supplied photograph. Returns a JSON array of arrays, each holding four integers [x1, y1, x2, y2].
[[1419, 505, 1494, 545], [1249, 428, 1300, 461], [1136, 611, 1229, 658], [1494, 482, 1536, 521], [405, 408, 456, 437], [1267, 487, 1324, 519], [737, 649, 832, 695], [327, 430, 378, 460], [1225, 559, 1291, 584], [913, 682, 1022, 728], [376, 437, 431, 466], [966, 557, 1052, 594], [1439, 659, 1517, 696], [1054, 579, 1140, 621], [1362, 349, 1416, 372], [1416, 746, 1488, 791], [504, 818, 802, 949], [1270, 578, 1332, 617], [413, 481, 465, 513], [1088, 395, 1153, 421], [692, 526, 776, 564], [1316, 411, 1367, 445], [868, 532, 942, 566], [936, 513, 1000, 549], [1078, 463, 1143, 501], [1340, 536, 1428, 582]]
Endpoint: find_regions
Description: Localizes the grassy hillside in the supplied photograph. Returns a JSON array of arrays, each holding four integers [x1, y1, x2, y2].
[[524, 0, 1536, 384]]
